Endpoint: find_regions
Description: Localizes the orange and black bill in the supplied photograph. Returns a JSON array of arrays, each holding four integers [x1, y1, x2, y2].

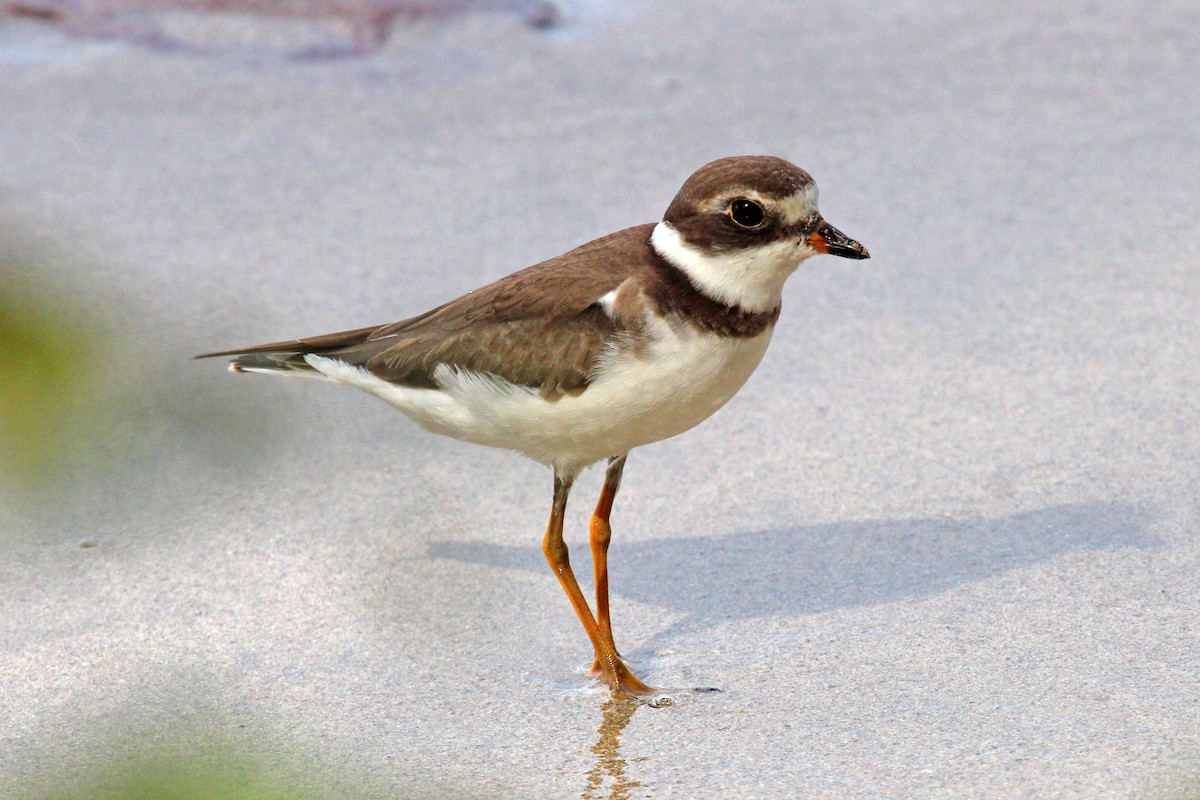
[[808, 220, 870, 260]]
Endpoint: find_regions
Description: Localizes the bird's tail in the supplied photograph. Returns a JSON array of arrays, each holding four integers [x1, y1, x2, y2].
[[223, 351, 323, 378], [194, 323, 385, 379]]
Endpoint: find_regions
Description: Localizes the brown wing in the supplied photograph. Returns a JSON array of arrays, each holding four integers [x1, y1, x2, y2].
[[194, 322, 401, 359], [365, 307, 616, 396], [196, 224, 658, 397]]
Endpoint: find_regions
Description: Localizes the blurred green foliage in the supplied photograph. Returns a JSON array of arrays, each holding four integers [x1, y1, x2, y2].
[[0, 244, 106, 489], [28, 747, 341, 800]]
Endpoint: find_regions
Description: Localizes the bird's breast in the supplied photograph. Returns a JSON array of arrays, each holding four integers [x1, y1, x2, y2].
[[354, 314, 777, 471], [495, 315, 776, 469]]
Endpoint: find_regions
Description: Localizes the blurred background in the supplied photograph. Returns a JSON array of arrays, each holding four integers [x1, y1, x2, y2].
[[2, 2, 1198, 797]]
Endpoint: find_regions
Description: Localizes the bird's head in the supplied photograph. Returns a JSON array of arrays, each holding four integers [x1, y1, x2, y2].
[[652, 155, 868, 313]]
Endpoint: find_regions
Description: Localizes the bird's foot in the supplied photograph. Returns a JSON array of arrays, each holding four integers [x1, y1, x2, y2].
[[588, 654, 668, 704], [587, 655, 722, 705]]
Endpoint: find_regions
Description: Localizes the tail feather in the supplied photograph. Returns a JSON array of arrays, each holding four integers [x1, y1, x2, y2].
[[195, 323, 391, 378], [225, 352, 323, 377]]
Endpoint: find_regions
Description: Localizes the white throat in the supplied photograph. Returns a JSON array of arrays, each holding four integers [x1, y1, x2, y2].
[[650, 221, 814, 313]]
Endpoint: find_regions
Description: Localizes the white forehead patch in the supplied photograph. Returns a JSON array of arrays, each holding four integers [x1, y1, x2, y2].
[[776, 183, 820, 225]]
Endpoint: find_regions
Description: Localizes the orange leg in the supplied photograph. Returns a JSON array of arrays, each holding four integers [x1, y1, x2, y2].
[[543, 466, 655, 698], [589, 454, 627, 672]]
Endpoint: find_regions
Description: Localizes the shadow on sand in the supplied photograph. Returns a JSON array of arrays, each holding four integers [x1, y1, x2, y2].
[[429, 502, 1152, 648], [432, 502, 1152, 799]]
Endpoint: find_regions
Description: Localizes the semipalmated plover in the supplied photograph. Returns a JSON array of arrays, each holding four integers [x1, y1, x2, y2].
[[198, 155, 869, 699]]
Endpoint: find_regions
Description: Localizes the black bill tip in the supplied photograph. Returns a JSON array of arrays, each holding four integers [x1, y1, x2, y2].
[[808, 220, 869, 260]]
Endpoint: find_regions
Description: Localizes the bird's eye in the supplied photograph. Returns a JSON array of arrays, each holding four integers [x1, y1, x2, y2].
[[728, 198, 765, 228]]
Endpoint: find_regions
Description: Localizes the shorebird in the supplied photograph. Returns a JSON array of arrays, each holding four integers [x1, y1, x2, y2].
[[198, 155, 869, 699]]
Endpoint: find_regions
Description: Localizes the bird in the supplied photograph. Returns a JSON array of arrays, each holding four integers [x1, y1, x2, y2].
[[197, 155, 869, 699]]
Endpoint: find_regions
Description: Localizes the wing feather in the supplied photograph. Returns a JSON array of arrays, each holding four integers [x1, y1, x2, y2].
[[196, 224, 659, 397]]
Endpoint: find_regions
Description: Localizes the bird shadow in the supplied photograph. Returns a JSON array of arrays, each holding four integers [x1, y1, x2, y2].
[[427, 502, 1154, 656]]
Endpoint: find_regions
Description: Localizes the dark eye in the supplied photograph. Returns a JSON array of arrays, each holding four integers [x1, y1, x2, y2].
[[728, 198, 765, 228]]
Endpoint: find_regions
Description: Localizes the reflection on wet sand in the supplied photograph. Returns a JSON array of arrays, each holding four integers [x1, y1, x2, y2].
[[582, 697, 648, 800]]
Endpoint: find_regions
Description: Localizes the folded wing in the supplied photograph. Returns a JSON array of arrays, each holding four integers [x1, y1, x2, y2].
[[196, 224, 657, 398]]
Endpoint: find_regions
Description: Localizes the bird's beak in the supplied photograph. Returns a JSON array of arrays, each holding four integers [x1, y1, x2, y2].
[[808, 220, 870, 260]]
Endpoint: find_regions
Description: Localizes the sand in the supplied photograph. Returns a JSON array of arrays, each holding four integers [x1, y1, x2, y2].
[[2, 1, 1199, 796]]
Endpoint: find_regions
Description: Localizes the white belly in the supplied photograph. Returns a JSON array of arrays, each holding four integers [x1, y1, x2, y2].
[[306, 317, 775, 473]]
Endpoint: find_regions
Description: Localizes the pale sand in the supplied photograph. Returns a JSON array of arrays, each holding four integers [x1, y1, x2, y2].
[[1, 2, 1199, 797]]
